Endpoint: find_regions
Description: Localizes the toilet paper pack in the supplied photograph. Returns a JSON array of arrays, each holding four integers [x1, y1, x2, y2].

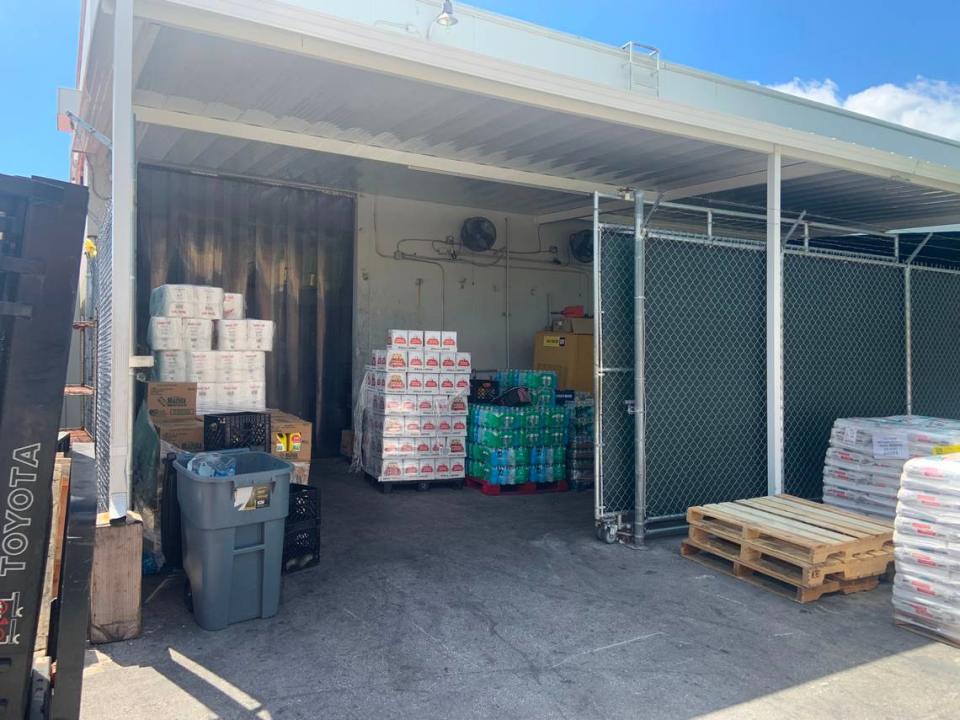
[[150, 285, 196, 318], [217, 351, 242, 383], [186, 351, 220, 383], [153, 351, 186, 382], [223, 293, 245, 320], [216, 319, 248, 350], [148, 317, 183, 350], [182, 319, 214, 352], [238, 351, 266, 382], [195, 286, 224, 320], [246, 320, 275, 351]]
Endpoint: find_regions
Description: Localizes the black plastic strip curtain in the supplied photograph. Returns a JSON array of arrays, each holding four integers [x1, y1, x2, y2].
[[136, 166, 355, 456]]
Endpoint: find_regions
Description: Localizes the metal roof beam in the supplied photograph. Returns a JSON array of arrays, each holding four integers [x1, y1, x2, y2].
[[133, 105, 624, 197], [661, 162, 828, 201], [131, 0, 960, 196]]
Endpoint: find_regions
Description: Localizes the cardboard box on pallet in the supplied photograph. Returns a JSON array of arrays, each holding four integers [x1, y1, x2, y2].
[[146, 382, 198, 421], [153, 417, 204, 452], [267, 409, 312, 461]]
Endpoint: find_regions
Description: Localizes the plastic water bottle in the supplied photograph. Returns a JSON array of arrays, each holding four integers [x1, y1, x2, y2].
[[187, 453, 237, 478]]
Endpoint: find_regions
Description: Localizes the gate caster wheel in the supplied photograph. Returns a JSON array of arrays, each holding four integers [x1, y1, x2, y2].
[[417, 481, 429, 491], [600, 525, 618, 544]]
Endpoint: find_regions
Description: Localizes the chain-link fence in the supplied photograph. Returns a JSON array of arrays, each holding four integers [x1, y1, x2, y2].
[[595, 222, 636, 518], [644, 231, 767, 519], [94, 201, 113, 513], [783, 255, 906, 498], [910, 268, 960, 418]]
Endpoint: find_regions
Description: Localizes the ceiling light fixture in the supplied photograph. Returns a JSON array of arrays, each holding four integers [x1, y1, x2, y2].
[[435, 1, 458, 27]]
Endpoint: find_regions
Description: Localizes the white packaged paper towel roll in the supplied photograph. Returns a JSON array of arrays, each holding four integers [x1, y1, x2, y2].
[[182, 318, 213, 351], [186, 351, 220, 383], [223, 292, 245, 320], [246, 320, 274, 351], [238, 351, 266, 382], [195, 286, 224, 320], [150, 285, 196, 317], [148, 317, 183, 350], [216, 319, 248, 350], [153, 351, 186, 382], [217, 351, 242, 383], [196, 382, 219, 414]]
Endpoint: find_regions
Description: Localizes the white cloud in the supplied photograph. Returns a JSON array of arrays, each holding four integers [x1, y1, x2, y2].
[[767, 77, 960, 141]]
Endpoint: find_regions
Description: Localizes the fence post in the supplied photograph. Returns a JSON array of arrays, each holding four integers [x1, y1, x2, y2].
[[633, 192, 646, 545], [766, 149, 785, 495]]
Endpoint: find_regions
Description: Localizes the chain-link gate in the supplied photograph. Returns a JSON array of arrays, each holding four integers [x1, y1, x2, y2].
[[593, 211, 637, 543], [644, 231, 767, 524], [94, 200, 113, 513], [782, 255, 906, 498]]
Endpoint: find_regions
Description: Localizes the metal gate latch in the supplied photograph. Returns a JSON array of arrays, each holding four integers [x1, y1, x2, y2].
[[625, 400, 638, 415]]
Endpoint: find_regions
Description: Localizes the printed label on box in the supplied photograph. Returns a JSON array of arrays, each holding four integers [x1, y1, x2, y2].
[[454, 375, 469, 392], [387, 349, 407, 370], [373, 350, 387, 369], [415, 438, 432, 454], [417, 395, 434, 413], [402, 460, 420, 479], [435, 459, 451, 474], [455, 352, 471, 371], [450, 397, 467, 414], [398, 437, 417, 454], [384, 395, 404, 414], [383, 459, 403, 477], [449, 458, 466, 474], [384, 416, 404, 435], [404, 416, 422, 435], [437, 416, 452, 433], [407, 373, 424, 392], [407, 331, 424, 348], [423, 373, 440, 394], [452, 417, 467, 432], [448, 437, 466, 454], [431, 437, 447, 454], [421, 416, 438, 433], [424, 331, 442, 349], [401, 395, 418, 414], [385, 372, 407, 393], [441, 331, 458, 351], [424, 351, 440, 369], [440, 352, 457, 370], [435, 396, 451, 413], [387, 329, 408, 348], [439, 374, 456, 392], [407, 350, 424, 369], [382, 438, 401, 456]]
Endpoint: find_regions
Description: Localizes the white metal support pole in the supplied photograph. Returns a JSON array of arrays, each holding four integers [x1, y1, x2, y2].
[[766, 149, 784, 496], [633, 191, 646, 546], [110, 0, 135, 518]]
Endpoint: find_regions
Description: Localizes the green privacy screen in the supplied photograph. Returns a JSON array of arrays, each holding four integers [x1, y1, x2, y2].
[[783, 255, 906, 498], [596, 225, 635, 516], [644, 237, 767, 519], [911, 270, 960, 420]]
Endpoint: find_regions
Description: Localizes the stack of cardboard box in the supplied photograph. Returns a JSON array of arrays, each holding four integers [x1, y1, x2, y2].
[[148, 284, 273, 413], [360, 330, 470, 483]]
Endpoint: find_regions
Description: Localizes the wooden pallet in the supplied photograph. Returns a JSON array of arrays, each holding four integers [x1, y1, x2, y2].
[[682, 494, 892, 603], [894, 619, 960, 650], [465, 476, 568, 496], [687, 495, 892, 564], [681, 541, 880, 603]]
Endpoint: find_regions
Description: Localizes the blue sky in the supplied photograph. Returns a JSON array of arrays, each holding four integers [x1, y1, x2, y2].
[[1, 0, 958, 181]]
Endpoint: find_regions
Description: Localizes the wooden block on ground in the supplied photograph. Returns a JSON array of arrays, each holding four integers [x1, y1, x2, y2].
[[35, 456, 71, 657], [89, 515, 143, 644]]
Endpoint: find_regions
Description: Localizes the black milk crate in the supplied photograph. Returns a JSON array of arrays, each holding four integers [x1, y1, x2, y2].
[[470, 379, 500, 404], [289, 483, 320, 524], [284, 484, 320, 573], [555, 390, 576, 405], [203, 412, 271, 452]]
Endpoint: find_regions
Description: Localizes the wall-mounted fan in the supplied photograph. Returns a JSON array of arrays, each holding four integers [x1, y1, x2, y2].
[[460, 216, 497, 252], [569, 229, 593, 263]]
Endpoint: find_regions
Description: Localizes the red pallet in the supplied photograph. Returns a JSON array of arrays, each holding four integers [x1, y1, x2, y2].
[[465, 476, 569, 496]]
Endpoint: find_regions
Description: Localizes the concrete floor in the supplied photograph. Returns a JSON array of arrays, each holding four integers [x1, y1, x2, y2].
[[82, 459, 960, 720]]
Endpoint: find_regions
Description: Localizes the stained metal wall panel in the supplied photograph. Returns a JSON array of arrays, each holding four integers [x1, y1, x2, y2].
[[644, 237, 767, 519], [136, 166, 355, 455], [910, 269, 960, 419], [783, 256, 906, 498]]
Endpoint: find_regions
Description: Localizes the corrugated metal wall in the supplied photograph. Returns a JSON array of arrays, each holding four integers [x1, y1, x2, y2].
[[136, 166, 355, 456]]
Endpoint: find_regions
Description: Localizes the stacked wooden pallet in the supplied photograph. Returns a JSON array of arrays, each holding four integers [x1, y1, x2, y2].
[[681, 495, 893, 603]]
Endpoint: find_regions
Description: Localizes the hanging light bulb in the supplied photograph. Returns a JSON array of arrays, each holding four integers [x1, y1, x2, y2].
[[435, 0, 458, 27]]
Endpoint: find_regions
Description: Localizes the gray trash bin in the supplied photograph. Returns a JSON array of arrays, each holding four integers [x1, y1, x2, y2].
[[174, 450, 292, 630]]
